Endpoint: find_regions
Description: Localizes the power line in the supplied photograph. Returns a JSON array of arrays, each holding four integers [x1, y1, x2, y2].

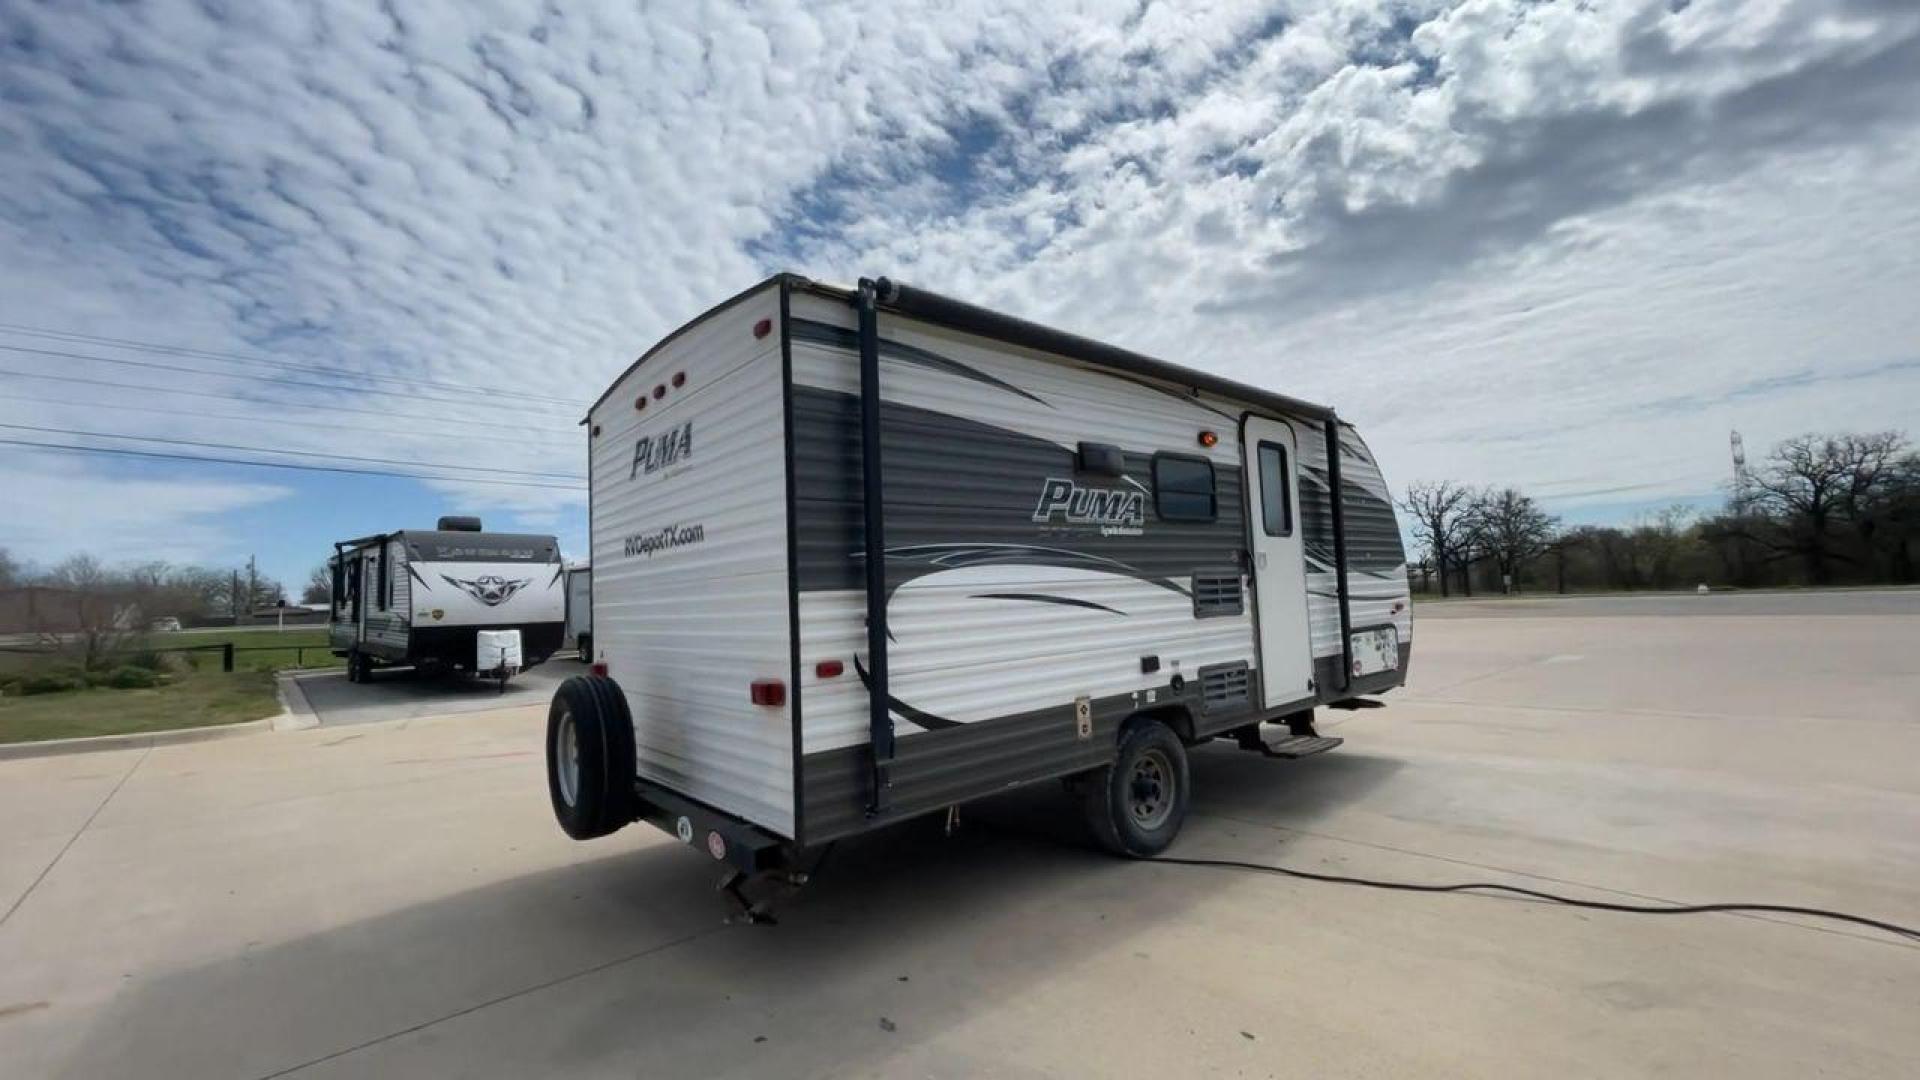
[[0, 437, 586, 491], [0, 321, 591, 407], [0, 342, 581, 417], [0, 422, 584, 480], [0, 367, 581, 439], [0, 392, 581, 448]]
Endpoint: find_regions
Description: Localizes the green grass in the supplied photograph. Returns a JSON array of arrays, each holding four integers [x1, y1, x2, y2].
[[147, 627, 342, 672], [0, 670, 281, 744]]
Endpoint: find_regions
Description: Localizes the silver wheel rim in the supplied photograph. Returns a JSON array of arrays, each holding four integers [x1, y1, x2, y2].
[[555, 709, 581, 807], [1127, 747, 1175, 831]]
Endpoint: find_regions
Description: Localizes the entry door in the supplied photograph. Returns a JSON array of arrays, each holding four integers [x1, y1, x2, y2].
[[1242, 416, 1313, 707]]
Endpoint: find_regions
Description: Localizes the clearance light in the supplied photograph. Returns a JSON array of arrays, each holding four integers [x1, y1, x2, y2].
[[590, 662, 609, 677], [634, 396, 647, 411], [753, 318, 773, 339], [815, 659, 845, 679], [672, 371, 686, 388], [749, 679, 786, 707], [653, 384, 667, 400], [1198, 430, 1219, 448]]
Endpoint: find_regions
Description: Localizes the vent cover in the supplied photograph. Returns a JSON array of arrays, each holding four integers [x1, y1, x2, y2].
[[1199, 662, 1251, 713], [1192, 572, 1244, 618]]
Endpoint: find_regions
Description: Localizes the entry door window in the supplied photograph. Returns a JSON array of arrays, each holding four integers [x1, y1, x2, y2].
[[1258, 442, 1293, 537]]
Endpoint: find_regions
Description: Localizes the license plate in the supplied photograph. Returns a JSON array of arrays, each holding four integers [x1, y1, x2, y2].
[[1350, 627, 1400, 677]]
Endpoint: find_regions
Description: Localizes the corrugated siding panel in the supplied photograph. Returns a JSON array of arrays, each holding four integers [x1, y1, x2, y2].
[[1297, 425, 1412, 657], [387, 538, 410, 612], [786, 292, 1257, 762], [587, 284, 793, 836]]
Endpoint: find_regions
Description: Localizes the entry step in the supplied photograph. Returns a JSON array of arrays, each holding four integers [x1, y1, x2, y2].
[[1249, 731, 1344, 759]]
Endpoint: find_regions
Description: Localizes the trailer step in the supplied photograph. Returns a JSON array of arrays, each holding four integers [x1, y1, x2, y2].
[[1238, 729, 1344, 759]]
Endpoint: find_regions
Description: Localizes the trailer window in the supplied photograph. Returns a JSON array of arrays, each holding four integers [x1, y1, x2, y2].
[[1153, 454, 1216, 523], [1258, 442, 1293, 537]]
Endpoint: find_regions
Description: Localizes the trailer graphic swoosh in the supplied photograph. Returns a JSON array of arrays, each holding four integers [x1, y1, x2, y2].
[[968, 592, 1128, 616], [853, 656, 962, 730], [790, 318, 1052, 409]]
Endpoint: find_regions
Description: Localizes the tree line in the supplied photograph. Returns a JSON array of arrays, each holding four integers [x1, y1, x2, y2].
[[0, 551, 288, 626], [1397, 431, 1919, 595]]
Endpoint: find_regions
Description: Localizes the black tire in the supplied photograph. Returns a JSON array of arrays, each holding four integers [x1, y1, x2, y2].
[[1079, 719, 1190, 857], [546, 674, 639, 840], [577, 634, 593, 664], [345, 650, 366, 683]]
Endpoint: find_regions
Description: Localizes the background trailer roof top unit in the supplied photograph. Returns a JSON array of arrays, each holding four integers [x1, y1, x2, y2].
[[581, 273, 1410, 850]]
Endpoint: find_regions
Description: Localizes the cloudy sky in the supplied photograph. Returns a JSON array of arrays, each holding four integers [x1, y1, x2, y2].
[[3, 0, 1918, 589]]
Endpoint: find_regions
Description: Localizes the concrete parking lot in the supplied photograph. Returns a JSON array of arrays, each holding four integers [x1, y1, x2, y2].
[[2, 591, 1916, 1078], [287, 660, 578, 728]]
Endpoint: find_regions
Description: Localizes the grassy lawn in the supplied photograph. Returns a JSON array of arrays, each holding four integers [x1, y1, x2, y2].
[[149, 627, 342, 671], [0, 670, 281, 745]]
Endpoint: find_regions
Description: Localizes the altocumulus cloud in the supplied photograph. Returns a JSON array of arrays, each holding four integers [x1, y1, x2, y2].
[[2, 0, 1918, 563]]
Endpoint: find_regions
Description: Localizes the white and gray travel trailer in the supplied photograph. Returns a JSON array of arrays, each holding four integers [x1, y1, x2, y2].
[[546, 274, 1410, 892], [563, 562, 592, 662], [329, 517, 566, 682]]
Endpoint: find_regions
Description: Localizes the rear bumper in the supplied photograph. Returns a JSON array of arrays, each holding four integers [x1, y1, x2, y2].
[[631, 779, 796, 875], [410, 623, 566, 666]]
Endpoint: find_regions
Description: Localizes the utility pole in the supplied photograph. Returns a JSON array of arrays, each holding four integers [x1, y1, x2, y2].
[[1729, 430, 1750, 509], [229, 570, 241, 622], [244, 555, 259, 624]]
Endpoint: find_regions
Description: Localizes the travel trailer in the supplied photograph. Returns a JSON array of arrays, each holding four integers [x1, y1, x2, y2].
[[564, 562, 592, 662], [329, 517, 565, 682], [545, 275, 1410, 891]]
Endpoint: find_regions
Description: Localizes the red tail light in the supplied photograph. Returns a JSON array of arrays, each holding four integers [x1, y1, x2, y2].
[[590, 662, 608, 677], [814, 659, 844, 679], [749, 679, 786, 707], [753, 318, 772, 339]]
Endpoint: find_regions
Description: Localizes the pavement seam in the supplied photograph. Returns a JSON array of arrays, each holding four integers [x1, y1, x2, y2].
[[0, 745, 152, 930], [1194, 810, 1920, 952], [251, 924, 728, 1079]]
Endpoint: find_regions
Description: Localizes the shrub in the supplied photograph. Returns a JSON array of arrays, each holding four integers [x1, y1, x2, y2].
[[122, 650, 169, 671], [18, 670, 87, 696], [101, 665, 165, 689]]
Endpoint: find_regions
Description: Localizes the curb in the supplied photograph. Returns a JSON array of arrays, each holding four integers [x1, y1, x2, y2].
[[273, 670, 322, 732], [0, 717, 275, 761]]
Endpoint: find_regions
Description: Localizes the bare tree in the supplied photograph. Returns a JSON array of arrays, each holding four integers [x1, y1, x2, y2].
[[36, 554, 137, 667], [1744, 432, 1904, 584], [1396, 481, 1474, 598], [302, 563, 333, 605], [1465, 487, 1559, 593]]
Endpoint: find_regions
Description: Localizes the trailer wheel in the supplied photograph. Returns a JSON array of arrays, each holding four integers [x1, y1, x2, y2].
[[1079, 718, 1190, 857], [345, 650, 369, 683], [546, 675, 638, 840]]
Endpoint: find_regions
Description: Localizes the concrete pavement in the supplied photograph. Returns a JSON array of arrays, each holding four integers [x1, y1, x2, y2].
[[287, 660, 576, 727], [1, 594, 1915, 1078]]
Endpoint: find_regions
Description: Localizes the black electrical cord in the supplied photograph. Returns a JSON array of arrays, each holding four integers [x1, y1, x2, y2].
[[1147, 854, 1920, 945], [966, 820, 1919, 946]]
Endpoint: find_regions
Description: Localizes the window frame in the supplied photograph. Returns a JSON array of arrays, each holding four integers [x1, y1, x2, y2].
[[1151, 452, 1218, 523], [1257, 440, 1294, 538]]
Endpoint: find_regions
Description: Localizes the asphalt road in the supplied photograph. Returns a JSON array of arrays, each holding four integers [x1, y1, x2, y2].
[[288, 660, 580, 727], [2, 592, 1916, 1078]]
